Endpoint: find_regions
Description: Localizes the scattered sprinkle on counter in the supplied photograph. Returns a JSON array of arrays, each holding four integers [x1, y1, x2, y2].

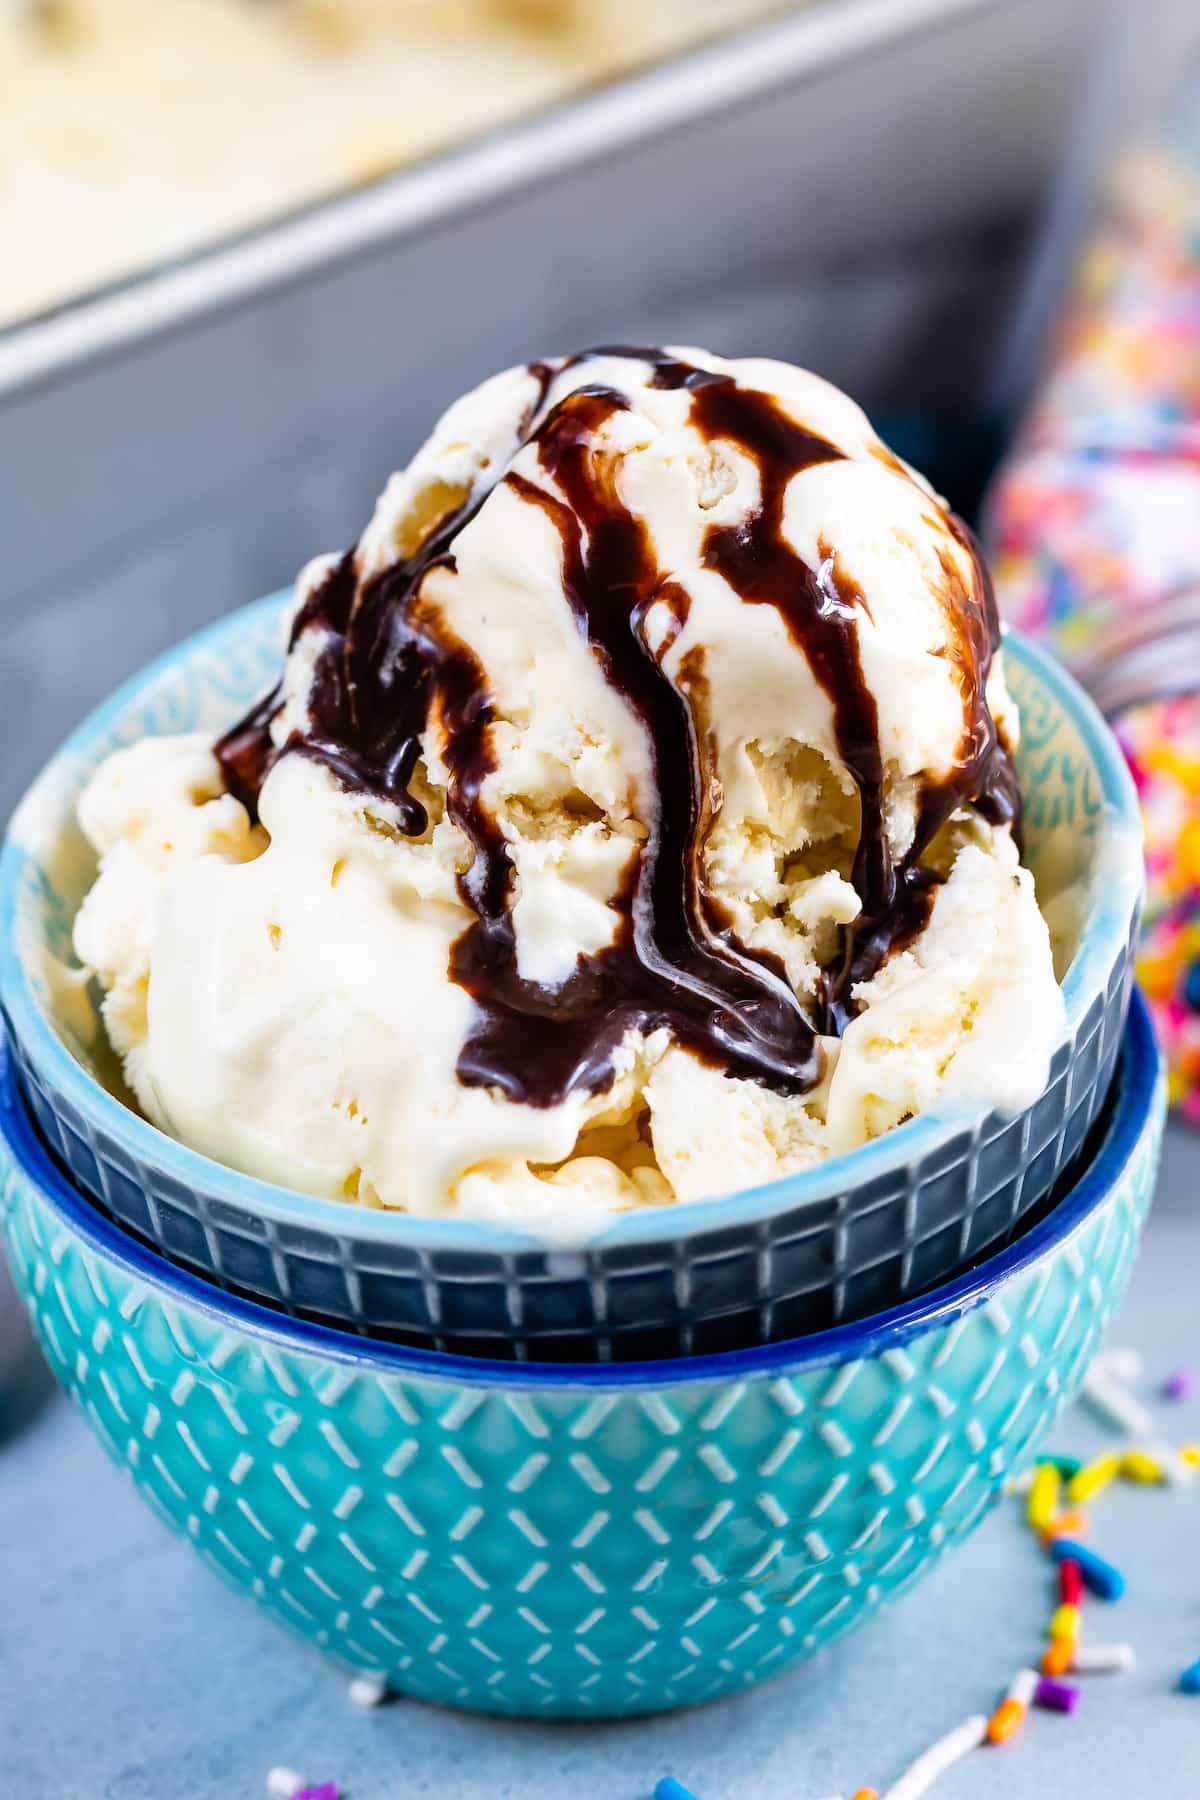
[[1080, 1366, 1155, 1439], [1067, 1451, 1124, 1503], [880, 1715, 988, 1799], [987, 1668, 1038, 1743], [1050, 1540, 1126, 1602], [348, 1674, 388, 1707], [1059, 1557, 1084, 1606], [1121, 1448, 1166, 1484], [266, 1771, 305, 1800], [1093, 1348, 1143, 1386], [1149, 1440, 1195, 1487], [1072, 1643, 1136, 1674], [264, 1772, 336, 1800], [1042, 1640, 1075, 1677], [1049, 1602, 1082, 1640], [1040, 1506, 1089, 1547], [1027, 1463, 1061, 1532], [1034, 1677, 1080, 1714]]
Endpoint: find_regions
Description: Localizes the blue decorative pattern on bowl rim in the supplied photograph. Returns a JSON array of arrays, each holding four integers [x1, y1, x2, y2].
[[0, 600, 1144, 1357], [0, 993, 1165, 1717]]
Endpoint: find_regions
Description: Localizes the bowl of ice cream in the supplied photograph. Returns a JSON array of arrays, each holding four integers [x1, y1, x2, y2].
[[0, 990, 1165, 1716], [0, 349, 1143, 1357]]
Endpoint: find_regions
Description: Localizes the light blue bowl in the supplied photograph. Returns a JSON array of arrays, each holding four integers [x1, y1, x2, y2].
[[0, 993, 1164, 1717], [0, 598, 1144, 1357]]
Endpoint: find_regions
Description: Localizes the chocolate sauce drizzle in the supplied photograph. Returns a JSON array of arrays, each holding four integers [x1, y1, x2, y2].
[[216, 348, 1018, 1107]]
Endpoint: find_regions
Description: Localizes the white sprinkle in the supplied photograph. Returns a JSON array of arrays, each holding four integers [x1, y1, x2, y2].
[[1092, 1347, 1143, 1385], [882, 1715, 988, 1800], [1148, 1440, 1195, 1488], [1071, 1642, 1136, 1674], [1081, 1366, 1154, 1438], [1007, 1667, 1039, 1708], [349, 1674, 388, 1708], [266, 1770, 305, 1800]]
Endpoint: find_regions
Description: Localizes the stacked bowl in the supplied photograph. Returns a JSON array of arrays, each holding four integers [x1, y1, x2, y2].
[[0, 601, 1161, 1716]]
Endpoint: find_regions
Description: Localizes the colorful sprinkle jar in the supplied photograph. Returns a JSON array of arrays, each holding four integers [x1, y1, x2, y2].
[[988, 122, 1200, 1115]]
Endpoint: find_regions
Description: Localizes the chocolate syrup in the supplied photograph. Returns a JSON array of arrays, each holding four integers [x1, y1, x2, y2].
[[216, 349, 1018, 1106], [448, 391, 821, 1103]]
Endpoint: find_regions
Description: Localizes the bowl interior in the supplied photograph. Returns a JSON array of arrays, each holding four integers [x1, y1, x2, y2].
[[0, 596, 1143, 1232]]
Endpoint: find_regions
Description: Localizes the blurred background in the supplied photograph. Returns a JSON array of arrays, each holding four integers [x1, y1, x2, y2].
[[1, 0, 1198, 1107]]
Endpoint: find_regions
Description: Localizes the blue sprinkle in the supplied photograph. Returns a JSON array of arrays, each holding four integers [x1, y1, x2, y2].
[[1051, 1538, 1125, 1601], [1180, 1659, 1200, 1695], [655, 1782, 700, 1800], [1183, 959, 1200, 1014]]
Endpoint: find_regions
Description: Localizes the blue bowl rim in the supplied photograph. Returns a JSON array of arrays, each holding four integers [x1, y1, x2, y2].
[[0, 990, 1161, 1389], [0, 595, 1144, 1254]]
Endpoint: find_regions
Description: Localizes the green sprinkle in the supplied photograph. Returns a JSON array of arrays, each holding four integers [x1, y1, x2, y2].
[[1045, 1455, 1082, 1479]]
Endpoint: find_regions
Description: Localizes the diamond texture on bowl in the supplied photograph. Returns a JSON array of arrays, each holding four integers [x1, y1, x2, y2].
[[0, 997, 1165, 1718], [0, 601, 1144, 1357]]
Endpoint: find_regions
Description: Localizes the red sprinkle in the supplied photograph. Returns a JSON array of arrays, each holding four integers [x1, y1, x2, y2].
[[1059, 1558, 1084, 1607], [1035, 1677, 1079, 1714]]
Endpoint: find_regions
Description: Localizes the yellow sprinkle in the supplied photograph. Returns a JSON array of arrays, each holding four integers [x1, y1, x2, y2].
[[1123, 1450, 1166, 1485], [1181, 1445, 1200, 1468], [1049, 1603, 1081, 1641], [1067, 1454, 1122, 1503], [1027, 1463, 1061, 1532]]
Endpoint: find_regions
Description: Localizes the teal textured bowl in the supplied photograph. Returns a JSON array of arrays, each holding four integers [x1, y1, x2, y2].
[[0, 994, 1164, 1719], [0, 596, 1145, 1356]]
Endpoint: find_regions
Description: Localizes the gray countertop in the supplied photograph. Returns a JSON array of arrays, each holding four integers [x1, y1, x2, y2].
[[2, 1124, 1198, 1800]]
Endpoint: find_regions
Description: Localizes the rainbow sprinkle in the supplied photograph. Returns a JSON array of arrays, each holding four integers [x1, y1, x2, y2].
[[1035, 1677, 1080, 1714], [1179, 1660, 1200, 1696], [1051, 1540, 1127, 1602], [1059, 1557, 1084, 1606]]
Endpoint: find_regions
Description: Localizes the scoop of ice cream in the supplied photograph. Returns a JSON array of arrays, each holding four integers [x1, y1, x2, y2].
[[73, 347, 1064, 1232]]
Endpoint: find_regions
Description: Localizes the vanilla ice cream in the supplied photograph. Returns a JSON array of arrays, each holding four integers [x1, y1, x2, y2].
[[73, 347, 1065, 1230]]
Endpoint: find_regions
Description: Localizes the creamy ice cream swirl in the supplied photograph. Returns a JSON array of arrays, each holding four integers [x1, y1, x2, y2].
[[217, 347, 1018, 1111], [74, 347, 1061, 1227]]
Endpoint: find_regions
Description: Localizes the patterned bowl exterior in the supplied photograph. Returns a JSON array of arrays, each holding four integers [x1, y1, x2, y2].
[[0, 995, 1164, 1719], [0, 599, 1145, 1359]]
